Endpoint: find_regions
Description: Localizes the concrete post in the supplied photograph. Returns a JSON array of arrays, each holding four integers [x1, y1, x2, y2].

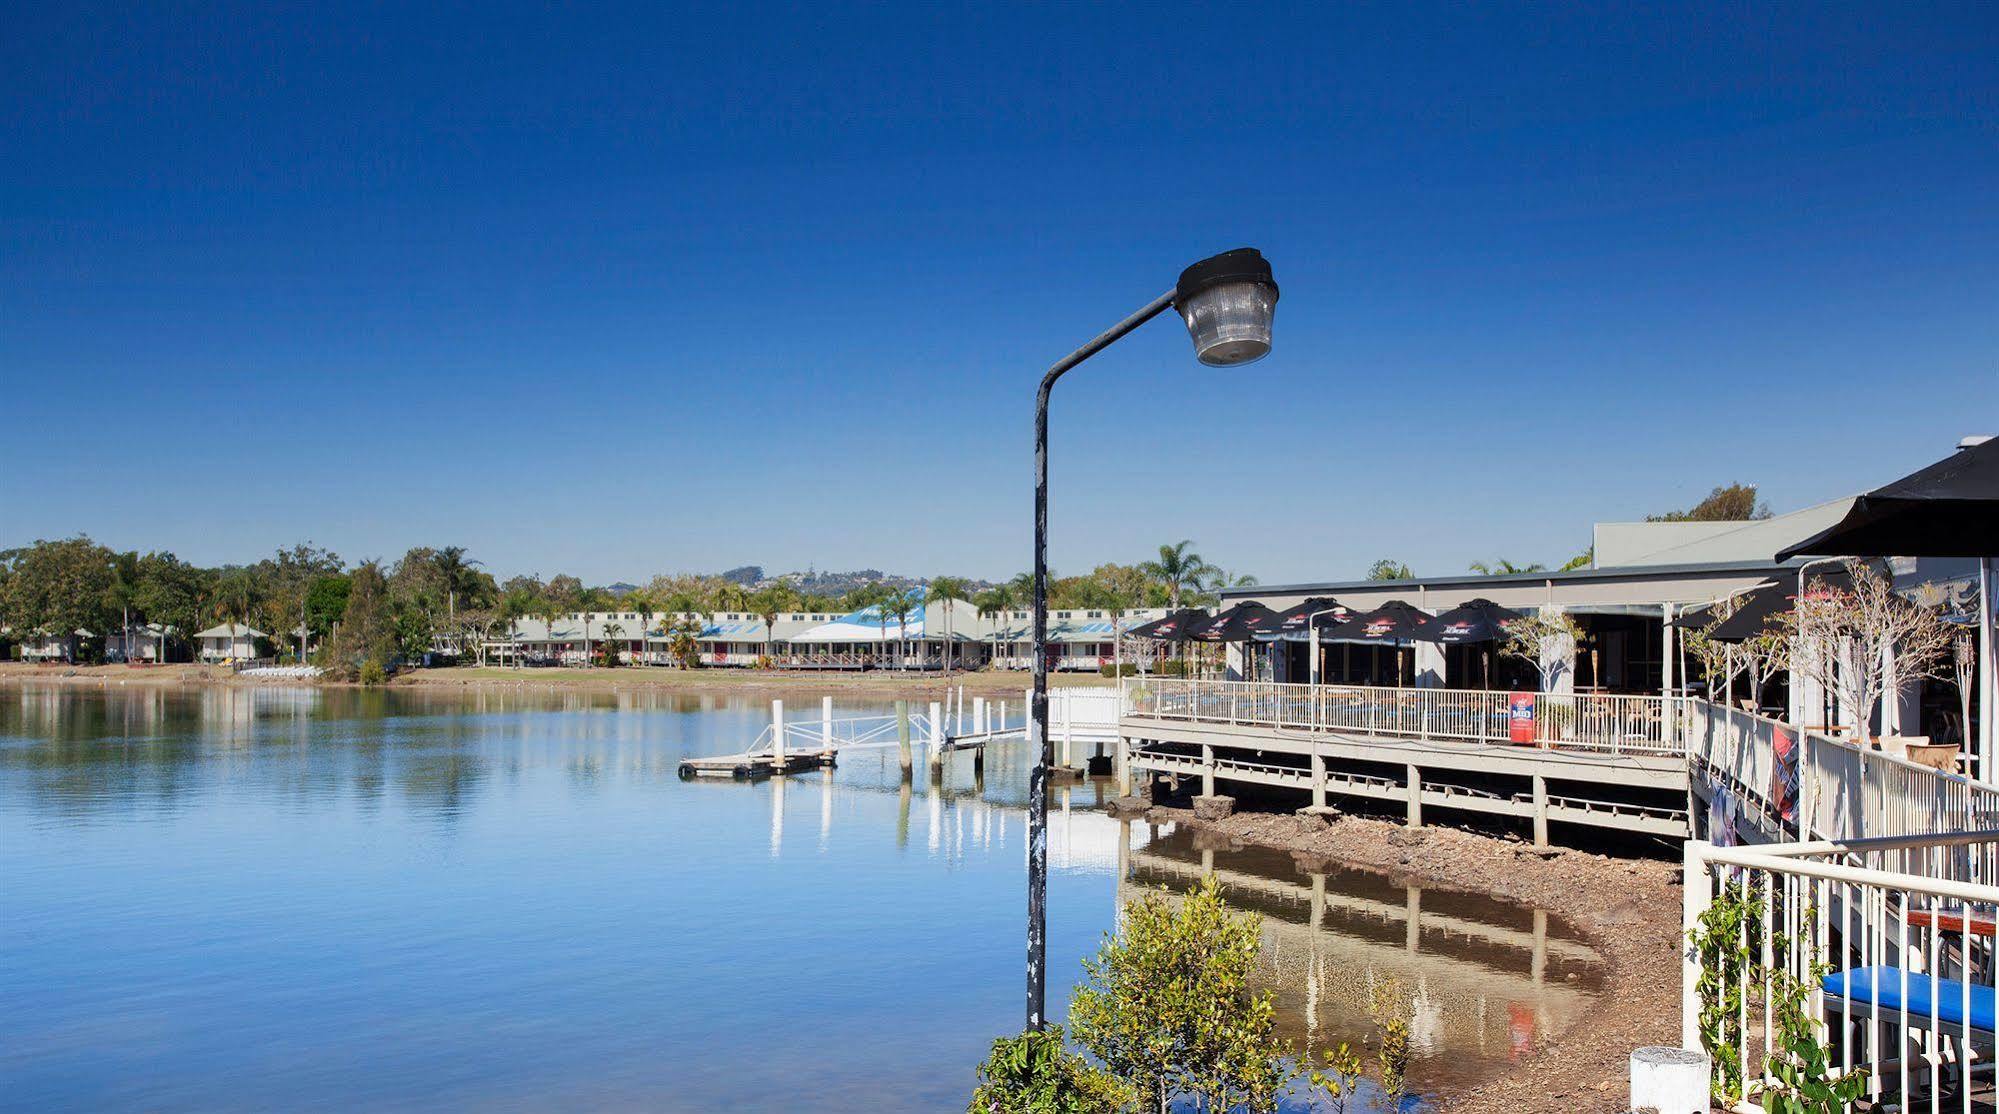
[[1311, 745, 1327, 810], [895, 700, 913, 779], [1115, 735, 1131, 796], [771, 699, 785, 769], [1201, 743, 1216, 798], [1532, 773, 1550, 847], [1405, 763, 1423, 827], [821, 696, 834, 756]]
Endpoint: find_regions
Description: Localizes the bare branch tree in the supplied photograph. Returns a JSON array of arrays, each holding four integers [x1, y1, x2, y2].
[[1783, 561, 1955, 739], [1499, 610, 1584, 691]]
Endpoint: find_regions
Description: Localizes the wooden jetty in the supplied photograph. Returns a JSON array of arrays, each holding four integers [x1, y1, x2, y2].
[[677, 749, 835, 780]]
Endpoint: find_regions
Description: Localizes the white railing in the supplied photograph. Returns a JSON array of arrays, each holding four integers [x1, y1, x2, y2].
[[1684, 833, 1999, 1114], [1123, 676, 1686, 755]]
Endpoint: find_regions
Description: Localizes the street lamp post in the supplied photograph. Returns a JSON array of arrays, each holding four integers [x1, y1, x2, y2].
[[1027, 248, 1278, 1030]]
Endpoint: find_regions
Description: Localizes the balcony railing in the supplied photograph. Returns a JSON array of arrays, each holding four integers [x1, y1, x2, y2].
[[1123, 676, 1685, 755]]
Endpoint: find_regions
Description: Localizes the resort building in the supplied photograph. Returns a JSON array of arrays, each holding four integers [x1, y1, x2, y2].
[[104, 623, 174, 663], [986, 609, 1169, 671], [195, 623, 266, 664], [15, 629, 92, 663]]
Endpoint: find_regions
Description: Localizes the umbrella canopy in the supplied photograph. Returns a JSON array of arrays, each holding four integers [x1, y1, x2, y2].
[[1425, 598, 1524, 645], [1320, 600, 1436, 644], [1779, 437, 1999, 559], [1259, 597, 1351, 641], [1705, 570, 1856, 643], [1187, 601, 1282, 643], [1126, 608, 1209, 643]]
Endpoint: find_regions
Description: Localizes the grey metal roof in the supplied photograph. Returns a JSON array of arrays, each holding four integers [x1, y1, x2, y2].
[[1223, 557, 1807, 600]]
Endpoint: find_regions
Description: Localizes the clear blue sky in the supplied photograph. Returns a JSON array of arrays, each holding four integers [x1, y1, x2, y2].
[[5, 3, 1995, 586]]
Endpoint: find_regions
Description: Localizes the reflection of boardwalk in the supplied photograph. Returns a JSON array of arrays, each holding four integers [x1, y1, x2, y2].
[[1118, 838, 1606, 1085]]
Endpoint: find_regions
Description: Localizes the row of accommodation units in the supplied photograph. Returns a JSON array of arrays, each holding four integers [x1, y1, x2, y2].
[[1220, 455, 1989, 751], [481, 599, 1171, 671], [9, 623, 268, 665]]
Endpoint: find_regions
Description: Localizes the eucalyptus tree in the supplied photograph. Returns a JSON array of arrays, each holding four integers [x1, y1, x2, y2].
[[1139, 541, 1214, 610]]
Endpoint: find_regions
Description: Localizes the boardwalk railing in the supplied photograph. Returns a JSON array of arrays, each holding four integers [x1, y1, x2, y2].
[[1123, 677, 1685, 755]]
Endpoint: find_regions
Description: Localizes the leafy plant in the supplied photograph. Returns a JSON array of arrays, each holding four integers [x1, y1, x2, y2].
[[1070, 875, 1294, 1113], [1305, 1042, 1364, 1114], [1367, 979, 1411, 1109], [358, 658, 388, 686], [967, 1025, 1129, 1114], [1687, 880, 1759, 1101]]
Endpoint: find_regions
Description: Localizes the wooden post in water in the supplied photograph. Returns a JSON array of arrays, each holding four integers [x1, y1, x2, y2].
[[928, 699, 945, 779], [821, 696, 834, 757], [896, 700, 913, 780], [973, 696, 986, 737], [771, 699, 786, 770]]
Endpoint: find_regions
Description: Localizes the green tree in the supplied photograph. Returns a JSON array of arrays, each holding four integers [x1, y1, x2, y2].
[[131, 551, 214, 661], [1558, 546, 1593, 572], [1364, 559, 1413, 581], [599, 621, 625, 666], [975, 583, 1021, 667], [1, 537, 119, 652], [1139, 541, 1214, 610], [749, 585, 792, 667], [927, 576, 974, 675], [1467, 559, 1546, 576], [1070, 875, 1293, 1114], [884, 588, 919, 668], [327, 561, 396, 676], [304, 575, 352, 644], [1648, 482, 1772, 522], [967, 1025, 1130, 1114]]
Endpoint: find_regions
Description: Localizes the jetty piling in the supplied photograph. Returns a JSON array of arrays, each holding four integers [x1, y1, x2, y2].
[[896, 700, 913, 779]]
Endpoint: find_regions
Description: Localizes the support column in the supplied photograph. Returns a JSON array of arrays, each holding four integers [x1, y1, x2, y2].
[[895, 700, 913, 780], [1662, 603, 1676, 699], [1405, 763, 1422, 827], [1311, 745, 1327, 810], [1200, 744, 1217, 798], [928, 699, 945, 778], [1115, 735, 1131, 797], [771, 699, 786, 769], [1532, 774, 1550, 848]]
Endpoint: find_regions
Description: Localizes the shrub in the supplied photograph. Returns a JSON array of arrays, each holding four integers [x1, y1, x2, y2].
[[1070, 874, 1292, 1113], [358, 658, 387, 686], [967, 1024, 1128, 1114], [1098, 662, 1141, 678], [1157, 659, 1190, 678]]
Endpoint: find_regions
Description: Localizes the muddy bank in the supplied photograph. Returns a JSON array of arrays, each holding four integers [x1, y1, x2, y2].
[[1128, 803, 1682, 1113]]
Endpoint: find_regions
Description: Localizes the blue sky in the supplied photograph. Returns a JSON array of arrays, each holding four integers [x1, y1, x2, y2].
[[5, 3, 1995, 585]]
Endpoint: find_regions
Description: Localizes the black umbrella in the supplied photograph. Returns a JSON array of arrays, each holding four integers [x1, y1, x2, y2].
[[1706, 571, 1855, 643], [1673, 582, 1778, 632], [1187, 601, 1282, 643], [1320, 600, 1437, 644], [1425, 598, 1524, 645], [1259, 597, 1350, 641], [1127, 608, 1208, 643], [1779, 437, 1999, 559]]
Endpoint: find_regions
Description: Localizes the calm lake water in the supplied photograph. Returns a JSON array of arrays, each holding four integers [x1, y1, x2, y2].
[[0, 684, 1606, 1112]]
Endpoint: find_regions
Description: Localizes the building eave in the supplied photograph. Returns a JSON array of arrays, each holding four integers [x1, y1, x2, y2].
[[1222, 557, 1807, 600]]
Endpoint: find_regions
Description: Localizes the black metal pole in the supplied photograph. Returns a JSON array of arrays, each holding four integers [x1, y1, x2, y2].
[[1028, 287, 1175, 1031]]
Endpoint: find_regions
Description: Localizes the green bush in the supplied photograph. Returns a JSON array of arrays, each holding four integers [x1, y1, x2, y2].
[[967, 1025, 1128, 1114], [1098, 662, 1141, 678], [1157, 659, 1190, 678], [358, 658, 387, 686]]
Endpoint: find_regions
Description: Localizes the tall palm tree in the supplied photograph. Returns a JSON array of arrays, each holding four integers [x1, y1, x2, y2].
[[751, 586, 791, 667], [884, 589, 918, 669], [600, 621, 624, 666], [1469, 559, 1547, 576], [974, 584, 1019, 669], [537, 595, 566, 666], [1140, 541, 1214, 610], [574, 586, 607, 666], [926, 576, 972, 676], [627, 589, 657, 666]]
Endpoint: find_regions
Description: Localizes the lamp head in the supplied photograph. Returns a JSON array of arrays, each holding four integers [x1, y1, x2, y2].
[[1175, 248, 1279, 367]]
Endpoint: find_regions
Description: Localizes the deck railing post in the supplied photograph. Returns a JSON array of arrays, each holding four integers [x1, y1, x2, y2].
[[1681, 840, 1714, 1053]]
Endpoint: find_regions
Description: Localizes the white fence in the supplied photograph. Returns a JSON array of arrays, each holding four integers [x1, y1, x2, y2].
[[1123, 676, 1685, 755]]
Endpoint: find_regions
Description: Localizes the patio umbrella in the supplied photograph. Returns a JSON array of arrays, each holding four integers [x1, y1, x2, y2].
[[1426, 598, 1524, 644], [1426, 598, 1523, 689], [1774, 436, 1999, 772], [1259, 597, 1350, 641], [1778, 437, 1999, 560], [1126, 608, 1208, 643], [1319, 600, 1436, 687], [1705, 572, 1854, 643], [1187, 601, 1282, 643]]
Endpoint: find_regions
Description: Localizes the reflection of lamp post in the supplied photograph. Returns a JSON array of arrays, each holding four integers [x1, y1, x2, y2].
[[1026, 249, 1279, 1031]]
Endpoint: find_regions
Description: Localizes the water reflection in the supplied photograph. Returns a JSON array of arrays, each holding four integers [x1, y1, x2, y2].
[[0, 684, 1603, 1110]]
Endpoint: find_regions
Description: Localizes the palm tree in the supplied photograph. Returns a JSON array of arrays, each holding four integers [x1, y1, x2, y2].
[[537, 596, 566, 666], [626, 589, 657, 666], [751, 585, 791, 668], [1469, 559, 1547, 576], [974, 584, 1019, 669], [575, 586, 608, 666], [926, 576, 973, 676], [1140, 541, 1214, 610], [884, 589, 918, 669], [600, 621, 624, 666]]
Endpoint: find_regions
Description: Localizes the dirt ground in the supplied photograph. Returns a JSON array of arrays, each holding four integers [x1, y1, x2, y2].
[[1129, 802, 1684, 1113]]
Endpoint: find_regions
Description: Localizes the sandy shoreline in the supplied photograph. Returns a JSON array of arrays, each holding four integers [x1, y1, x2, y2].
[[1124, 804, 1682, 1113]]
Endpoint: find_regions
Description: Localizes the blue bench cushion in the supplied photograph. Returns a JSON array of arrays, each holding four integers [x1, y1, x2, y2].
[[1823, 966, 1997, 1033]]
